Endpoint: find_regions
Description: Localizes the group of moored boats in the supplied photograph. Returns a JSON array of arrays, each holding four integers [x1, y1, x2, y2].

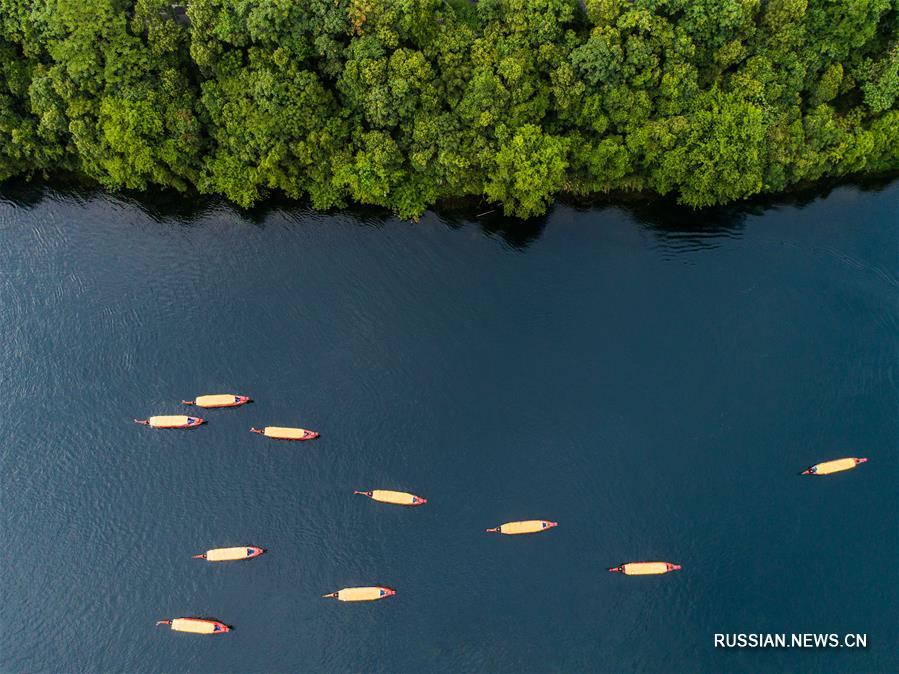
[[134, 394, 320, 440], [143, 391, 869, 636]]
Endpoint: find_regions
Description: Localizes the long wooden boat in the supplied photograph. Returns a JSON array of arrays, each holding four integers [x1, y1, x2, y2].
[[250, 426, 319, 440], [183, 394, 251, 408], [156, 618, 230, 634], [801, 457, 867, 475], [354, 490, 427, 506], [193, 546, 264, 561], [608, 562, 681, 575], [322, 587, 396, 602], [134, 415, 204, 429], [486, 520, 557, 535]]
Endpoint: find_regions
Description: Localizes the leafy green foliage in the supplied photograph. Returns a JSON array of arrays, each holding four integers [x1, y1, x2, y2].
[[485, 124, 569, 217], [1, 0, 896, 218]]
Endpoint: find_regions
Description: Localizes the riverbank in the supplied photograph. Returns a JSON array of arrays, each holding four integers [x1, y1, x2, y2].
[[4, 169, 898, 228]]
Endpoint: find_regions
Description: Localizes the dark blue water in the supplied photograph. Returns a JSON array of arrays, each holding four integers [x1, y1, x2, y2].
[[1, 180, 896, 673]]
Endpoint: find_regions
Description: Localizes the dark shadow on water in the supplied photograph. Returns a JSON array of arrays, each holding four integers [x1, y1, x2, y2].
[[470, 212, 549, 250], [0, 177, 57, 209], [434, 201, 549, 250], [2, 172, 896, 253], [560, 172, 899, 254], [619, 193, 752, 255], [0, 176, 218, 222]]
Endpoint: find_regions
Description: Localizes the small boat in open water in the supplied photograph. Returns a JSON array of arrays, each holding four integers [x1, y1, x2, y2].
[[486, 520, 557, 535], [250, 426, 319, 440], [156, 618, 230, 634], [801, 457, 867, 475], [322, 587, 396, 602], [183, 394, 251, 408], [354, 490, 427, 506], [193, 546, 264, 562], [134, 415, 204, 429], [608, 562, 681, 575]]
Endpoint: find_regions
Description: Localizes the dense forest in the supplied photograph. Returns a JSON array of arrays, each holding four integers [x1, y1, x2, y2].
[[1, 1, 897, 218]]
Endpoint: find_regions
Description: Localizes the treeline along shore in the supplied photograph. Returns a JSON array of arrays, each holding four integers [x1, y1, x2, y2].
[[1, 0, 897, 218]]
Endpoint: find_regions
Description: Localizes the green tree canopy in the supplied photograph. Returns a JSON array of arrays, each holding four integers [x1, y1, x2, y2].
[[1, 0, 896, 218]]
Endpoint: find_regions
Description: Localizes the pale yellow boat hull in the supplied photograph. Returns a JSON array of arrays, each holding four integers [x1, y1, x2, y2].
[[325, 586, 396, 602], [200, 546, 264, 562], [356, 490, 426, 506], [611, 561, 681, 575], [256, 426, 319, 440], [164, 618, 229, 634], [489, 520, 557, 535], [803, 457, 867, 475], [147, 415, 202, 429], [191, 394, 249, 408]]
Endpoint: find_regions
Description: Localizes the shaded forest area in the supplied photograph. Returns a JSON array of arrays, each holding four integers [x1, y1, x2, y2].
[[2, 0, 897, 218]]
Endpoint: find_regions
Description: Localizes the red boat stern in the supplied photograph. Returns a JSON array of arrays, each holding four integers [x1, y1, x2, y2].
[[304, 430, 320, 440], [380, 587, 397, 597], [212, 621, 230, 633], [186, 417, 205, 427], [856, 457, 868, 464], [667, 563, 682, 572], [545, 521, 559, 529], [246, 547, 265, 559]]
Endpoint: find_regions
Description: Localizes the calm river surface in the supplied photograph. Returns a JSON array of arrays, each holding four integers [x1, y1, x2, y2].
[[1, 179, 897, 673]]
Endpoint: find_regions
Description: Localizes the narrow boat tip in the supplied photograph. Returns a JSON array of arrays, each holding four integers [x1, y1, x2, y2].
[[191, 553, 206, 559], [857, 457, 868, 463], [608, 566, 621, 573]]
